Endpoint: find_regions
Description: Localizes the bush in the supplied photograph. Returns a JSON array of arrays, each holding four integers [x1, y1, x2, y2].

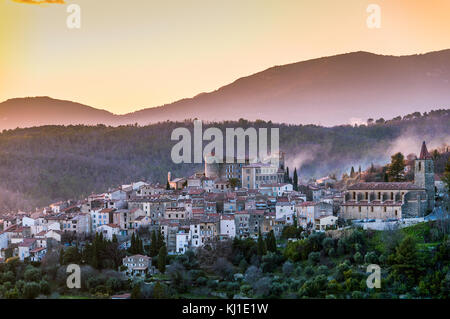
[[317, 265, 329, 276], [282, 261, 294, 276], [212, 257, 235, 281], [39, 280, 51, 295], [364, 251, 378, 264], [24, 266, 41, 282], [244, 266, 262, 284], [303, 265, 315, 277], [298, 275, 327, 298], [353, 252, 363, 264], [308, 252, 320, 265], [195, 276, 207, 286], [322, 237, 334, 251], [351, 291, 363, 299], [23, 282, 40, 299], [253, 277, 272, 297]]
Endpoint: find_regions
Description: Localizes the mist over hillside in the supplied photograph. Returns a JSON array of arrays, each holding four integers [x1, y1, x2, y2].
[[0, 109, 449, 212]]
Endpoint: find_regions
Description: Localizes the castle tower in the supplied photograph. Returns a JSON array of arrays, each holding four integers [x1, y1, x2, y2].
[[414, 141, 435, 212]]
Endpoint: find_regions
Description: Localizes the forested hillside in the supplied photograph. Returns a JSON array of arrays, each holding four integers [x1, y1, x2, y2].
[[0, 110, 449, 211]]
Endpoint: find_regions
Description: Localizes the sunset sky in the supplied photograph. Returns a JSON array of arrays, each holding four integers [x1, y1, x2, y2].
[[1, 0, 450, 114]]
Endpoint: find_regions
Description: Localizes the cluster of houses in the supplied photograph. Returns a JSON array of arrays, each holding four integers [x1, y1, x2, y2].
[[0, 142, 440, 276]]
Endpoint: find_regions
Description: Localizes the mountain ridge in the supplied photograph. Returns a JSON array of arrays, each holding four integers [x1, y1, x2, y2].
[[2, 49, 450, 129]]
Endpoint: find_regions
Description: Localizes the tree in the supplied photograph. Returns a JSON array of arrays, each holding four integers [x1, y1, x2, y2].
[[157, 245, 167, 273], [293, 168, 298, 191], [129, 233, 136, 254], [166, 181, 171, 190], [387, 152, 405, 182], [212, 257, 234, 281], [156, 231, 165, 251], [131, 284, 142, 299], [149, 230, 159, 257], [350, 166, 355, 178], [153, 281, 166, 298], [284, 167, 290, 183], [393, 236, 420, 283], [59, 248, 64, 265], [24, 266, 41, 282], [63, 246, 82, 265], [442, 157, 450, 192], [228, 178, 240, 189], [39, 280, 51, 295], [23, 282, 40, 299], [257, 231, 267, 257], [265, 230, 277, 253]]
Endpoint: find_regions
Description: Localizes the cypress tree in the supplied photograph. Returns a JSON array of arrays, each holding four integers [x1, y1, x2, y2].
[[157, 245, 167, 273], [150, 230, 158, 257], [91, 244, 99, 269], [293, 167, 298, 191], [59, 248, 64, 265], [130, 233, 136, 254], [257, 230, 267, 256], [265, 230, 277, 253], [156, 230, 164, 250], [138, 236, 144, 254]]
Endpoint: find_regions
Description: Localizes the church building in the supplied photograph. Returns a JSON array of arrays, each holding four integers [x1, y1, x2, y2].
[[340, 141, 435, 220]]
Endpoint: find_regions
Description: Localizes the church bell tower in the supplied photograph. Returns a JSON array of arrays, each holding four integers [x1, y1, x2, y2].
[[414, 141, 435, 212]]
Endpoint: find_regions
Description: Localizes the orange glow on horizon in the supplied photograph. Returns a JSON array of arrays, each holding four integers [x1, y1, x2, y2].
[[1, 0, 449, 114]]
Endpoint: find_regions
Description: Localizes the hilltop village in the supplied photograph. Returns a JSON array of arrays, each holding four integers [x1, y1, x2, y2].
[[0, 141, 446, 276]]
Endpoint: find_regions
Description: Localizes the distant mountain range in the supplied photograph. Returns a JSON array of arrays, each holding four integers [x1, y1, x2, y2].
[[1, 49, 450, 129]]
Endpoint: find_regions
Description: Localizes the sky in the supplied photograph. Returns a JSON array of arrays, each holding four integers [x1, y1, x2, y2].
[[1, 0, 450, 114]]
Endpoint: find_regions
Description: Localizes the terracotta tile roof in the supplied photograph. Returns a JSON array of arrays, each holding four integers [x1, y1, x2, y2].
[[347, 182, 423, 191]]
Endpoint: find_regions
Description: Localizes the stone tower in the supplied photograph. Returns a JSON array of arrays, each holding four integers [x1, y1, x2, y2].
[[414, 141, 435, 212]]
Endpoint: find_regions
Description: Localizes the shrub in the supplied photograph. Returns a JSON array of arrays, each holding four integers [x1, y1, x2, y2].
[[308, 252, 320, 265], [244, 266, 262, 284], [23, 282, 40, 299], [353, 252, 363, 264], [24, 267, 41, 282], [282, 261, 294, 276], [364, 251, 378, 264]]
